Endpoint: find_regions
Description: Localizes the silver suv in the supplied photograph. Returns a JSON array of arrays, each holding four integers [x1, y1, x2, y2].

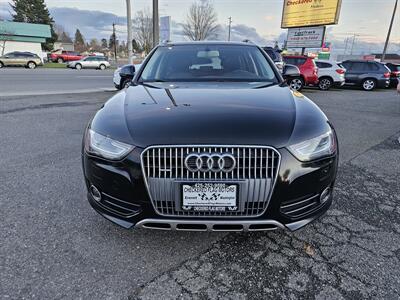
[[68, 56, 110, 70]]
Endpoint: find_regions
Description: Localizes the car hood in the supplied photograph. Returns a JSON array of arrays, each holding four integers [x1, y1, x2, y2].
[[91, 83, 329, 149]]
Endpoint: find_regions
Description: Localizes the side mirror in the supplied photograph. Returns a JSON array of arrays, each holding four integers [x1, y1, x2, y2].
[[282, 64, 300, 78]]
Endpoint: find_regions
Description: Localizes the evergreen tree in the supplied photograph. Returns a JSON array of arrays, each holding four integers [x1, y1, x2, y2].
[[11, 0, 58, 51], [74, 29, 86, 52], [60, 31, 72, 43], [101, 38, 108, 49]]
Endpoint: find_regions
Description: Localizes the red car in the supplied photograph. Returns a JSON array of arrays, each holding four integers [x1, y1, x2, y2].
[[283, 55, 319, 90], [50, 50, 83, 63]]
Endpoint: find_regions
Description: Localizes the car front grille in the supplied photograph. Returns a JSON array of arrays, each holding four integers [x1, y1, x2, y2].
[[141, 145, 281, 217]]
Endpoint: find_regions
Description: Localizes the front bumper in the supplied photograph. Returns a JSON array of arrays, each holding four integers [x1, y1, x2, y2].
[[83, 147, 338, 232]]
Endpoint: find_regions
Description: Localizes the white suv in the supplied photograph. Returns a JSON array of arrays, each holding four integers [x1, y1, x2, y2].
[[315, 60, 346, 90]]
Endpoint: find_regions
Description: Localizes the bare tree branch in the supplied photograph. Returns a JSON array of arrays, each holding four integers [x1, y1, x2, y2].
[[133, 8, 153, 54], [182, 1, 218, 41]]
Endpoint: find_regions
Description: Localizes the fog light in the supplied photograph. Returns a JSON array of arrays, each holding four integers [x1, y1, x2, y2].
[[320, 187, 331, 204], [90, 185, 102, 202]]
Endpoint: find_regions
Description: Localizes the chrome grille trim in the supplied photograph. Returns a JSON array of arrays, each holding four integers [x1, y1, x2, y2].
[[140, 145, 281, 218]]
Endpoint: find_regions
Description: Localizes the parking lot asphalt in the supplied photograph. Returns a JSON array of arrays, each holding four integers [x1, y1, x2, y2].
[[0, 68, 115, 97], [1, 85, 400, 299]]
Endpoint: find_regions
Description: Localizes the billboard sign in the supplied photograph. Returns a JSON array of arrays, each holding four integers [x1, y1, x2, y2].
[[160, 16, 171, 41], [281, 0, 342, 28], [287, 26, 326, 48]]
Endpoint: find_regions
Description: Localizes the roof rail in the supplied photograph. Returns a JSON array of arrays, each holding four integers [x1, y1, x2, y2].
[[242, 39, 255, 44]]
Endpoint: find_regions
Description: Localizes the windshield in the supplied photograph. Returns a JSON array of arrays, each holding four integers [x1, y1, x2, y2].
[[139, 44, 279, 83]]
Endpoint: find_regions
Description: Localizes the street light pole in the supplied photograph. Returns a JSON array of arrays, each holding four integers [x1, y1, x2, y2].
[[152, 0, 159, 48], [126, 0, 133, 64], [382, 0, 398, 62]]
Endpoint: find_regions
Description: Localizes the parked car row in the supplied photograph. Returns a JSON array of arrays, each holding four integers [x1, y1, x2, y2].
[[0, 51, 43, 69], [0, 51, 111, 70], [282, 56, 394, 92]]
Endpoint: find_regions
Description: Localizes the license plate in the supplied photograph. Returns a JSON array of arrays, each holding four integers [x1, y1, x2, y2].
[[182, 183, 238, 212]]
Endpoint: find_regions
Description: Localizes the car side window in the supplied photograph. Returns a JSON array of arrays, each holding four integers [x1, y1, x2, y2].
[[284, 57, 295, 65], [367, 63, 379, 71], [316, 62, 331, 68], [350, 62, 366, 71], [296, 58, 306, 66], [341, 62, 351, 70]]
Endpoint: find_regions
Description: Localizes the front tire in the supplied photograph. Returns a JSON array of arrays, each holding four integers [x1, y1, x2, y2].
[[362, 79, 376, 91], [75, 63, 82, 70], [0, 61, 4, 68], [288, 77, 304, 91], [122, 79, 131, 89], [27, 61, 37, 69], [99, 64, 106, 70], [57, 58, 64, 64], [318, 77, 333, 90]]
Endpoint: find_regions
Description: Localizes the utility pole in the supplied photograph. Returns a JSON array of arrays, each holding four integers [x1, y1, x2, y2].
[[350, 33, 356, 55], [126, 0, 133, 64], [228, 17, 232, 41], [382, 0, 398, 62], [344, 37, 348, 54], [152, 0, 159, 48], [112, 23, 118, 64]]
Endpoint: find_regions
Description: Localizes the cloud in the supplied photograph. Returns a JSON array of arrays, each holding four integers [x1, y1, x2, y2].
[[264, 15, 275, 21], [49, 7, 126, 40], [0, 5, 12, 20]]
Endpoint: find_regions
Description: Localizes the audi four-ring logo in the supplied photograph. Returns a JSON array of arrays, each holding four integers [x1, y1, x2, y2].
[[184, 153, 236, 173]]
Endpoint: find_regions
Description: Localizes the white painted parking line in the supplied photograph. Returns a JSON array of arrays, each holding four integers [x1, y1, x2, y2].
[[0, 88, 116, 97]]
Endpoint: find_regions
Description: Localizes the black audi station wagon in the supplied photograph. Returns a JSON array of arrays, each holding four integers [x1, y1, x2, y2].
[[82, 41, 338, 232]]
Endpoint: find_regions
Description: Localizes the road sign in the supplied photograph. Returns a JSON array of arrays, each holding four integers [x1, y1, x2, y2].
[[287, 26, 326, 48], [281, 0, 342, 28]]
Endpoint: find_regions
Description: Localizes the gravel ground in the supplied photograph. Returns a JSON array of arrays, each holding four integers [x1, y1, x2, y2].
[[0, 87, 399, 299]]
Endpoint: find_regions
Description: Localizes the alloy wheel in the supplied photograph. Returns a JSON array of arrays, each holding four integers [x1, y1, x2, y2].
[[76, 64, 82, 70], [100, 64, 106, 70], [319, 78, 332, 90], [363, 79, 375, 91], [290, 78, 303, 91], [28, 62, 36, 69]]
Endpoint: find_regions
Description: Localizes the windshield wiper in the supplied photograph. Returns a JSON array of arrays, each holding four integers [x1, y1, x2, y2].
[[253, 82, 276, 89], [136, 81, 162, 88]]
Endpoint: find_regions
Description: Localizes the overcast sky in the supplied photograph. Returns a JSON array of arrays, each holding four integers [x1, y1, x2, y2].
[[0, 0, 399, 54]]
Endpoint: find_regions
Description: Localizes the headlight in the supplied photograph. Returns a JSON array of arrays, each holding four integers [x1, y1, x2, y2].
[[288, 130, 336, 162], [85, 129, 134, 160]]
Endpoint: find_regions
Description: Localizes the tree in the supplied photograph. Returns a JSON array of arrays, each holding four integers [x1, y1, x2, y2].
[[60, 32, 73, 43], [89, 39, 100, 51], [10, 0, 58, 50], [108, 33, 118, 51], [133, 9, 153, 54], [182, 0, 218, 41], [101, 38, 108, 49], [74, 29, 86, 52], [132, 39, 141, 52]]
